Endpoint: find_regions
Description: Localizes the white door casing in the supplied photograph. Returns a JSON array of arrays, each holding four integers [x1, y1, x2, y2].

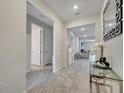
[[40, 27, 43, 66]]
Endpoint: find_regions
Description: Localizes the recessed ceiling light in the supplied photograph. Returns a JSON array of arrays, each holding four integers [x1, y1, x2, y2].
[[75, 12, 80, 16], [81, 40, 95, 42], [108, 23, 112, 26], [81, 27, 84, 31], [73, 5, 78, 10], [83, 35, 87, 37]]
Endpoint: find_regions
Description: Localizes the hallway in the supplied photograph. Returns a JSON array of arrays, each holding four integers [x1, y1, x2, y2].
[[27, 60, 90, 93]]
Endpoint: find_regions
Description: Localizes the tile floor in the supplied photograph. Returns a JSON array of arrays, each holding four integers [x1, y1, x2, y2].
[[26, 58, 120, 93], [27, 60, 90, 93], [26, 65, 53, 89]]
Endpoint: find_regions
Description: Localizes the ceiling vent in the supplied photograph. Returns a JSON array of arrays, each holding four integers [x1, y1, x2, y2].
[[74, 12, 80, 16], [40, 14, 45, 18]]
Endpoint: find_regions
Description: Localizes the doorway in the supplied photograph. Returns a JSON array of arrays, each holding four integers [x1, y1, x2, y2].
[[31, 23, 43, 69], [67, 23, 96, 65], [26, 1, 54, 89]]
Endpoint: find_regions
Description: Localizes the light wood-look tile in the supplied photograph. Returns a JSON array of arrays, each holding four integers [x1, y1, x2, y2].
[[27, 60, 90, 93]]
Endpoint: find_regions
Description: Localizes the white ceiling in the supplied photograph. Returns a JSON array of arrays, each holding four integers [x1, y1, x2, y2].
[[27, 2, 53, 26], [68, 23, 95, 41], [42, 0, 104, 22]]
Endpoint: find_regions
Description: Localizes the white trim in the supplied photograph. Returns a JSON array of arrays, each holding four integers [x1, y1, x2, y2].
[[40, 27, 44, 66], [22, 90, 27, 93], [53, 66, 66, 73], [26, 0, 54, 23], [26, 69, 31, 73]]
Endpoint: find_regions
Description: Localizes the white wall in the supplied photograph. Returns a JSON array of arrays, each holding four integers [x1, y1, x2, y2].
[[104, 35, 123, 78], [75, 37, 80, 52], [68, 32, 79, 53], [28, 0, 67, 72], [0, 0, 26, 93], [101, 0, 123, 79], [65, 14, 103, 42]]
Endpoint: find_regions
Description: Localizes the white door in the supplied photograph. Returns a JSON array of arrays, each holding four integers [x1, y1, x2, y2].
[[31, 24, 42, 66]]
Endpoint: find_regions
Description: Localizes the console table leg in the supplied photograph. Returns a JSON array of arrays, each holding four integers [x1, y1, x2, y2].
[[119, 81, 123, 93], [90, 76, 92, 93]]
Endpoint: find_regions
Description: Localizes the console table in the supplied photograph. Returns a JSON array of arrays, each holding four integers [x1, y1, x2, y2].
[[90, 63, 123, 93]]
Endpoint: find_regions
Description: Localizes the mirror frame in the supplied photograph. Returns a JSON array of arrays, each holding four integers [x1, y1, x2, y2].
[[103, 0, 123, 41]]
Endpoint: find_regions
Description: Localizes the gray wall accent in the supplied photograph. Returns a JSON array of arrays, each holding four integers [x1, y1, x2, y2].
[[43, 25, 53, 66], [26, 14, 53, 72]]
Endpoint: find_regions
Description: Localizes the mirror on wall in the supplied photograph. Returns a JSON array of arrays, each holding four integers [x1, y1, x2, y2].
[[103, 0, 122, 41]]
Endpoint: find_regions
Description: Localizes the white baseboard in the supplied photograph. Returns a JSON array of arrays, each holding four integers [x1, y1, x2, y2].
[[53, 65, 67, 73], [26, 69, 31, 73], [22, 90, 27, 93]]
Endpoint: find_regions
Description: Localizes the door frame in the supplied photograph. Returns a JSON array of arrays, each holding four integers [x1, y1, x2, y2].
[[40, 27, 43, 67], [27, 0, 54, 72]]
